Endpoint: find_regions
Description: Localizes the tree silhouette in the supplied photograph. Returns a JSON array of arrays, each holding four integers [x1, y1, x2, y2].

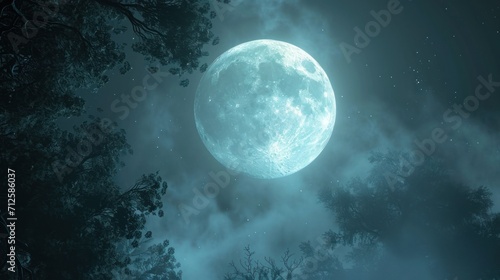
[[0, 115, 181, 278], [221, 153, 500, 279], [1, 0, 232, 278], [224, 246, 303, 280], [297, 235, 345, 280], [115, 238, 182, 279], [0, 0, 223, 104], [320, 152, 500, 279]]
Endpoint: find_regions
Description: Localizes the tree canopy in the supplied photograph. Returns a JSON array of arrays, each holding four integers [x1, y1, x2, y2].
[[226, 152, 500, 280], [1, 0, 222, 94], [1, 0, 231, 278], [223, 246, 303, 280], [319, 152, 500, 279], [0, 113, 181, 279]]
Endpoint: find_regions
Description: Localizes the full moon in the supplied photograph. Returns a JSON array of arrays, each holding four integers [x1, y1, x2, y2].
[[194, 39, 336, 179]]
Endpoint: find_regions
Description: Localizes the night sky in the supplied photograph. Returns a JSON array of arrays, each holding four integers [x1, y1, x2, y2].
[[78, 0, 500, 279]]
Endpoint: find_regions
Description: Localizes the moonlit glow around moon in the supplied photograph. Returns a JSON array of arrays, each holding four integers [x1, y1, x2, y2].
[[194, 39, 336, 178]]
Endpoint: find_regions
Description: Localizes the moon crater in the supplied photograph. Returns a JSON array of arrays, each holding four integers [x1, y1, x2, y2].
[[194, 39, 336, 178]]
